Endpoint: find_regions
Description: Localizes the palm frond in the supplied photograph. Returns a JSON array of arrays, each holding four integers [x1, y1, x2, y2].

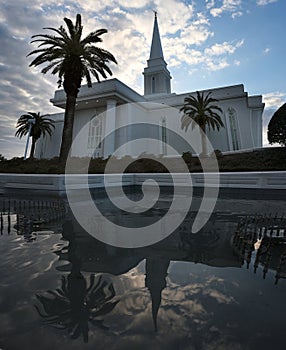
[[64, 17, 75, 37], [180, 91, 224, 132], [28, 13, 117, 92]]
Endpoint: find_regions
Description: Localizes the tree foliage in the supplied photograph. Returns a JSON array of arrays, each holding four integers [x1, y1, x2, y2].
[[180, 91, 224, 155], [27, 14, 117, 163], [267, 103, 286, 146], [15, 112, 55, 158]]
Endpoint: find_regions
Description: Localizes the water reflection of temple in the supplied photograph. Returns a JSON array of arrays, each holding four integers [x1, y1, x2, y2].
[[52, 213, 286, 330], [53, 212, 286, 333], [2, 201, 286, 336]]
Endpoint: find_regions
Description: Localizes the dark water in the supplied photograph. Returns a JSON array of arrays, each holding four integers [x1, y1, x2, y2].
[[0, 191, 286, 350]]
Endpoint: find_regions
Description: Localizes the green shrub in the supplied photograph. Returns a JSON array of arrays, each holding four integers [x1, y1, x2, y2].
[[182, 151, 192, 164], [0, 148, 285, 173], [211, 149, 223, 159]]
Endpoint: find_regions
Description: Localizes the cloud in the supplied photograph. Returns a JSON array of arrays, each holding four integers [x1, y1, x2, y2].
[[257, 0, 278, 5], [179, 12, 213, 46], [182, 39, 244, 72], [231, 11, 242, 18], [0, 17, 60, 158], [206, 0, 216, 10], [261, 91, 286, 146], [165, 11, 243, 73], [262, 91, 286, 109], [209, 0, 242, 17], [205, 58, 229, 71], [205, 39, 244, 56]]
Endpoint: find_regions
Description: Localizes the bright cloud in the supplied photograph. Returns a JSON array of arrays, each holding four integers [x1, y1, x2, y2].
[[231, 11, 243, 18], [257, 0, 278, 5], [206, 0, 216, 10], [206, 58, 230, 71], [262, 92, 286, 109], [205, 39, 244, 56], [179, 13, 213, 46], [210, 0, 242, 17]]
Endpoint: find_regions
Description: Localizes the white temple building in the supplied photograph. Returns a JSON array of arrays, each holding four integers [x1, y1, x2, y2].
[[35, 14, 264, 159]]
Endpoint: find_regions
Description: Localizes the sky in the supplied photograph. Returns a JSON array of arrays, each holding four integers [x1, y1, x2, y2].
[[0, 0, 285, 159]]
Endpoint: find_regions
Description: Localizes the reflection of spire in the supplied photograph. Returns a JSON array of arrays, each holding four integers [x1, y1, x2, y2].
[[145, 257, 170, 332]]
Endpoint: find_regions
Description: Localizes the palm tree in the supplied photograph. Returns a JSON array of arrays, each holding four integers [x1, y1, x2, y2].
[[15, 112, 55, 159], [180, 91, 224, 156], [27, 14, 117, 163]]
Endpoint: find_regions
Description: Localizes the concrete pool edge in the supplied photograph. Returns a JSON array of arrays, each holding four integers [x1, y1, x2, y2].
[[0, 171, 285, 196]]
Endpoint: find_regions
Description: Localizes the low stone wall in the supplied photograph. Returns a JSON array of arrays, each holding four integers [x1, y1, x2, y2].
[[0, 171, 285, 196]]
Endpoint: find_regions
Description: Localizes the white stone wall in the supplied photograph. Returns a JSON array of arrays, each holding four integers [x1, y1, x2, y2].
[[37, 82, 264, 159], [35, 113, 64, 159]]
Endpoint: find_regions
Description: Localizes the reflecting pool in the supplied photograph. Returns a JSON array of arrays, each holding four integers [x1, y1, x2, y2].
[[0, 190, 286, 350]]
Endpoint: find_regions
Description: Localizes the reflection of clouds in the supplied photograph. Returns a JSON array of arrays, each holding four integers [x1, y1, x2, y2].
[[107, 289, 157, 336], [113, 262, 146, 294], [203, 289, 235, 304], [204, 339, 245, 350], [101, 262, 241, 349]]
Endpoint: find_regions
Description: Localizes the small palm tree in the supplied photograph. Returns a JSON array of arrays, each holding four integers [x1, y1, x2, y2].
[[15, 112, 55, 158], [27, 14, 117, 163], [180, 91, 224, 156]]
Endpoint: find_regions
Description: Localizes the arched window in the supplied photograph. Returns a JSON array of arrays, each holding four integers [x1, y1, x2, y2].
[[160, 118, 167, 155], [87, 114, 102, 156], [228, 107, 240, 150]]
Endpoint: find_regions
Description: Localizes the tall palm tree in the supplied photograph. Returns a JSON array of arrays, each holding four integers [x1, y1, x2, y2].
[[27, 14, 117, 163], [180, 91, 224, 156], [15, 112, 55, 159]]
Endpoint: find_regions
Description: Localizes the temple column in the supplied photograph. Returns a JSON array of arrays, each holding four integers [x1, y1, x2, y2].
[[103, 99, 117, 158]]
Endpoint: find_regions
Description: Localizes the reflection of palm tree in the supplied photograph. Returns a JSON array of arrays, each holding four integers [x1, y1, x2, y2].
[[35, 219, 119, 342], [36, 272, 118, 342]]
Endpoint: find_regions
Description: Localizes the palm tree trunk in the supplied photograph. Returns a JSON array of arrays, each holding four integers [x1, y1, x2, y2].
[[29, 137, 36, 159], [59, 94, 77, 163], [200, 127, 208, 156]]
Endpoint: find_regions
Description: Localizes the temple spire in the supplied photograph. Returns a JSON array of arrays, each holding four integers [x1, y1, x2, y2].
[[149, 11, 164, 60], [143, 12, 172, 96]]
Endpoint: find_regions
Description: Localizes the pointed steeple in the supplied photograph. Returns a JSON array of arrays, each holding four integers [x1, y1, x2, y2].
[[143, 12, 171, 96], [149, 12, 164, 60]]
